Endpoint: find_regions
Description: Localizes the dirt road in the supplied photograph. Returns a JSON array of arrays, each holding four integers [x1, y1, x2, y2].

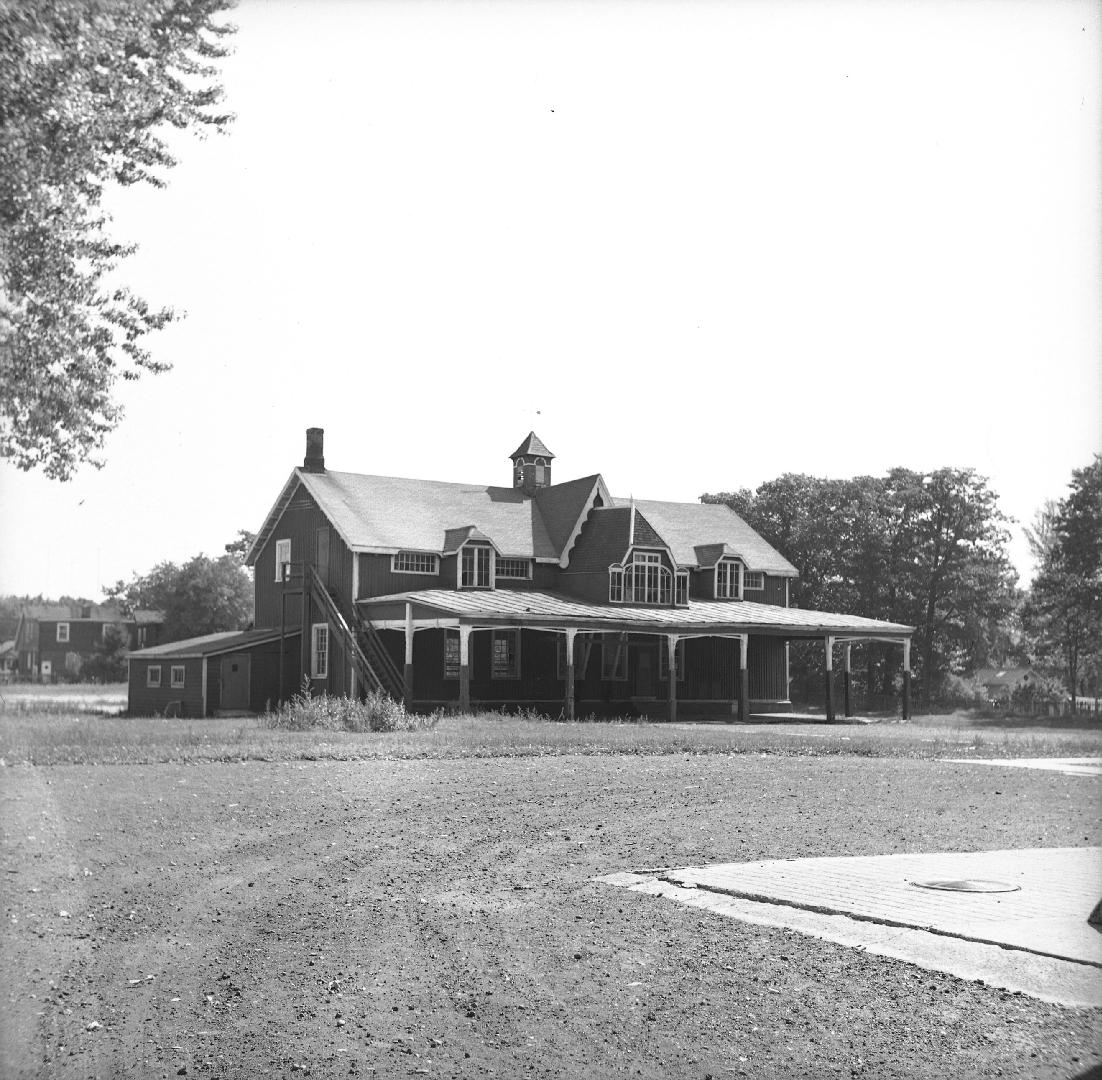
[[2, 753, 1099, 1078]]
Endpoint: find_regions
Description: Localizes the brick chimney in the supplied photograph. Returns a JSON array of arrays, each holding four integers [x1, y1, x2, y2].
[[303, 427, 325, 472]]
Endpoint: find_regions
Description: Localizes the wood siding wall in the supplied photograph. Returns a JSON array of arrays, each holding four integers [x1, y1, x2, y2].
[[254, 486, 355, 628], [128, 658, 205, 718], [402, 629, 788, 709]]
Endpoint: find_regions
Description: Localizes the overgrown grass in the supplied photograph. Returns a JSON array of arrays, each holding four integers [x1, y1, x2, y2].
[[1, 704, 1100, 767], [263, 682, 437, 733]]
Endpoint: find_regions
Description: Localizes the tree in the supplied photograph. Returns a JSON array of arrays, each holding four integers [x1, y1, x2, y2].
[[0, 0, 235, 479], [1023, 457, 1102, 703], [82, 622, 129, 682], [224, 528, 256, 563], [107, 551, 251, 641], [702, 467, 1019, 703]]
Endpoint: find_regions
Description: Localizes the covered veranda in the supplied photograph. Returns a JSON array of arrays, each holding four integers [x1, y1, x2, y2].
[[357, 590, 915, 722]]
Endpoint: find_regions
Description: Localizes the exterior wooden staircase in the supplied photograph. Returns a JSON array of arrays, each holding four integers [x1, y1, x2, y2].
[[306, 566, 403, 699]]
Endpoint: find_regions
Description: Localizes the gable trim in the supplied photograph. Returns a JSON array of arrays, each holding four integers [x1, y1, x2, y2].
[[557, 475, 613, 568]]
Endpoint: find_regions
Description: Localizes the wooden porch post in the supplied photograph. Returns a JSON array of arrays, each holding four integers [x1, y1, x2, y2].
[[458, 625, 471, 713], [902, 638, 912, 721], [667, 634, 679, 723], [563, 628, 577, 721], [403, 603, 415, 708], [843, 643, 853, 718], [738, 634, 750, 721], [824, 636, 835, 722]]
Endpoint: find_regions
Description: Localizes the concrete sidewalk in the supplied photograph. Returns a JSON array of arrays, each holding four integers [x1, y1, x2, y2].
[[600, 847, 1102, 1006]]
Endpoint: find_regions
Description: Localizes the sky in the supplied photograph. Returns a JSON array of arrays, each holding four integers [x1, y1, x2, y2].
[[1, 0, 1099, 599]]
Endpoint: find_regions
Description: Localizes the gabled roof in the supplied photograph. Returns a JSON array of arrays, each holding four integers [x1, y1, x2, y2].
[[509, 431, 554, 460], [442, 526, 498, 553], [615, 499, 798, 576], [247, 468, 610, 566], [565, 506, 633, 572], [19, 603, 164, 623]]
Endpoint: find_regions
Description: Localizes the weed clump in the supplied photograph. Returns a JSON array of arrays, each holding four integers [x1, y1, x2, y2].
[[263, 679, 434, 733]]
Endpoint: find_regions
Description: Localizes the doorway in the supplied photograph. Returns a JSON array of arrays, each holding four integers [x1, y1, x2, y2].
[[220, 653, 251, 711]]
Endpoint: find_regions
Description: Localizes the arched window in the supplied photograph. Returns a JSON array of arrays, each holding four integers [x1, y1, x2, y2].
[[610, 551, 674, 604]]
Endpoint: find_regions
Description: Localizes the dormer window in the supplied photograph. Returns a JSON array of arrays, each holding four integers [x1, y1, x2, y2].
[[460, 543, 493, 588], [716, 558, 762, 599], [609, 551, 678, 605]]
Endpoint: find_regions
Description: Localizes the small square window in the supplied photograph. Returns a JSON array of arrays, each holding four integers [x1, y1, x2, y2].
[[147, 665, 162, 688], [170, 665, 186, 688], [56, 622, 70, 643]]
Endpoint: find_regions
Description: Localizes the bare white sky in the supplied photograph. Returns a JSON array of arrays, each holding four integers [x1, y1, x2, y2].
[[2, 0, 1099, 598]]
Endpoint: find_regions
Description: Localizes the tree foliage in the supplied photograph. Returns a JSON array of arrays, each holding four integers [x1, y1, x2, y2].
[[1022, 457, 1102, 701], [702, 468, 1019, 701], [107, 550, 251, 641], [0, 0, 235, 478]]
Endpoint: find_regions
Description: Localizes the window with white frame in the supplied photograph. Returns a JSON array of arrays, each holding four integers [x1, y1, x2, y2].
[[742, 570, 765, 591], [393, 552, 439, 575], [601, 633, 629, 680], [609, 567, 624, 603], [491, 629, 520, 679], [170, 665, 186, 688], [147, 665, 162, 688], [443, 630, 460, 679], [311, 623, 329, 679], [715, 558, 742, 599], [675, 571, 689, 606], [495, 558, 531, 580], [275, 538, 292, 582], [460, 544, 493, 588], [56, 622, 70, 643]]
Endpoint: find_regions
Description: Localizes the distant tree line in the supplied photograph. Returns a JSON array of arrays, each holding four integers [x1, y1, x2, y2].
[[702, 459, 1100, 706]]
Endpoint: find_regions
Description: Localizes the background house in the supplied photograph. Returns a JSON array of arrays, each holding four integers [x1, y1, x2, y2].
[[974, 666, 1039, 704], [15, 603, 164, 682]]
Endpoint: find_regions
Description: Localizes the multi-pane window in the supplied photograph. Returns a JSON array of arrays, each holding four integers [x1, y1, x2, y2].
[[147, 665, 162, 688], [443, 630, 460, 679], [170, 665, 186, 688], [275, 538, 292, 582], [491, 629, 520, 679], [742, 571, 765, 591], [601, 633, 629, 680], [675, 571, 689, 606], [56, 622, 70, 643], [495, 558, 531, 579], [393, 552, 439, 575], [609, 567, 624, 602], [311, 623, 329, 679], [460, 544, 493, 588], [715, 559, 741, 599]]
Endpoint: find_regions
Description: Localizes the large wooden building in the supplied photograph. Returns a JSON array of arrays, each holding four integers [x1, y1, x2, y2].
[[129, 429, 914, 719]]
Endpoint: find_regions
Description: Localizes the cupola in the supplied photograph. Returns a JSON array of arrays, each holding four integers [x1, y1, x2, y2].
[[509, 432, 554, 495]]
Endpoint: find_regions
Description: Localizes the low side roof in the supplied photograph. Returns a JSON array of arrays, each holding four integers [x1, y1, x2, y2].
[[21, 604, 163, 623], [358, 589, 912, 637], [616, 499, 799, 576], [128, 628, 298, 659]]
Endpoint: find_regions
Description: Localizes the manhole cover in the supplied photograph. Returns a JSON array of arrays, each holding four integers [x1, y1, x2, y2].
[[911, 879, 1021, 893]]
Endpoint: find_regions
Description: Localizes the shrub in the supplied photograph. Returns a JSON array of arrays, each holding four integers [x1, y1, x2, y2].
[[263, 678, 435, 733]]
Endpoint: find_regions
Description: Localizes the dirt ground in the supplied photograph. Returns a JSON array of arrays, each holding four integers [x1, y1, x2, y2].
[[2, 750, 1100, 1079]]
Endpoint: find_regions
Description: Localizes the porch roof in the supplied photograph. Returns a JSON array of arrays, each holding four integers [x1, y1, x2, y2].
[[357, 589, 912, 638]]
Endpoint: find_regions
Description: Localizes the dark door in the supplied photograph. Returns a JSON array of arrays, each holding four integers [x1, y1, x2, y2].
[[220, 653, 251, 710], [634, 644, 656, 698]]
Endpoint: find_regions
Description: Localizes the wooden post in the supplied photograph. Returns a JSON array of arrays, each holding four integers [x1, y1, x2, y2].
[[564, 628, 577, 721], [738, 634, 750, 721], [403, 603, 415, 708], [843, 643, 853, 718], [824, 636, 835, 723], [458, 625, 471, 713], [902, 638, 911, 721], [667, 634, 679, 723]]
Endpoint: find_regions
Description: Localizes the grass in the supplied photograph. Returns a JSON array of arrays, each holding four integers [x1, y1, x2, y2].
[[1, 705, 1099, 766]]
